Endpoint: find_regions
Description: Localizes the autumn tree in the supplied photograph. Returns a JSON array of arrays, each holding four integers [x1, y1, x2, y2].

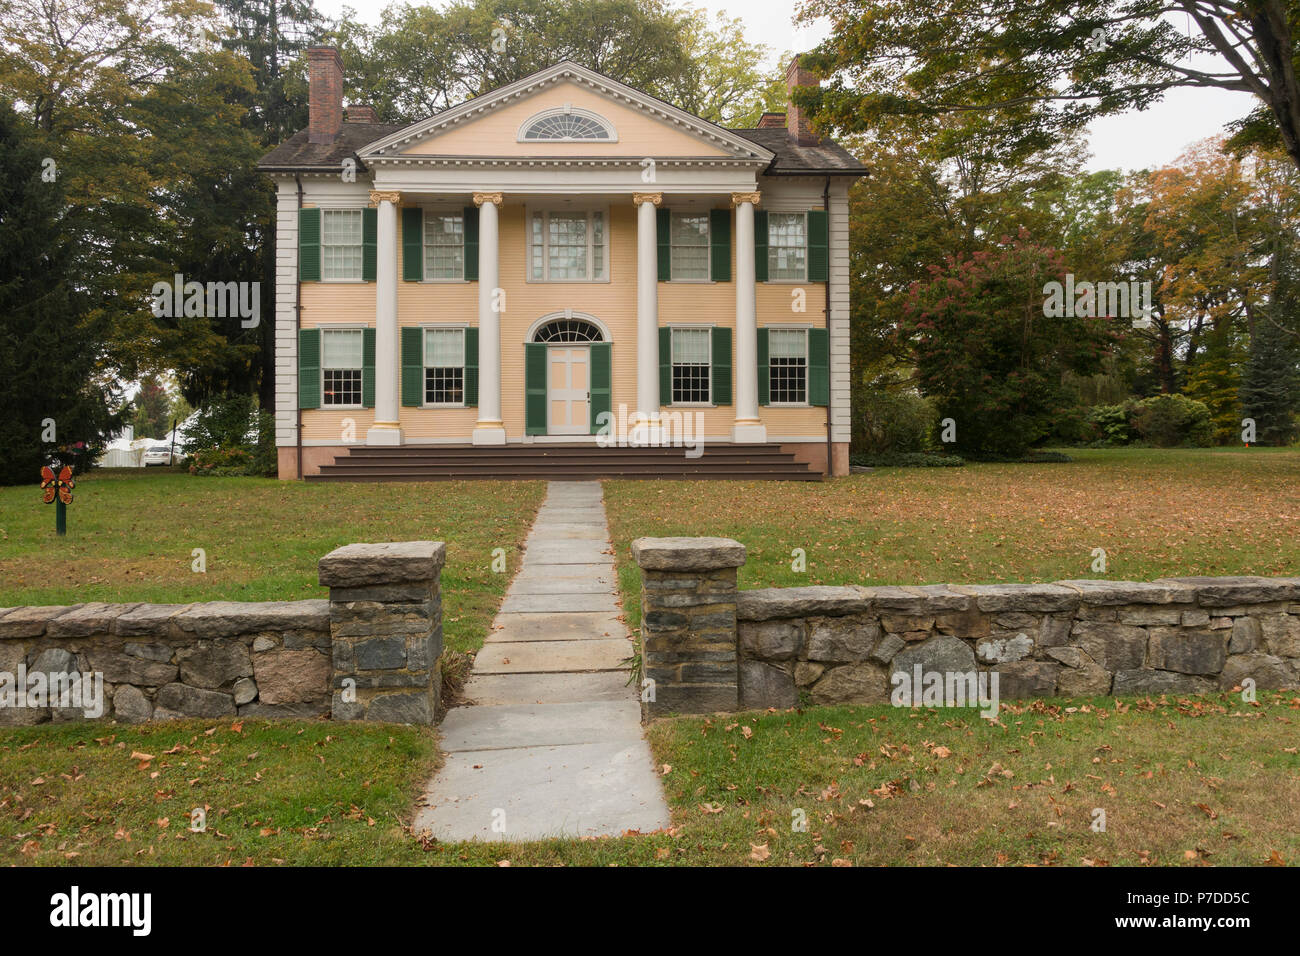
[[900, 232, 1115, 457], [796, 0, 1300, 173]]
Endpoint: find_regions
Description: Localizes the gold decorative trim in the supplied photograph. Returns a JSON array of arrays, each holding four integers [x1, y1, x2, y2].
[[368, 190, 401, 206], [632, 192, 663, 207], [371, 421, 401, 428], [473, 192, 504, 207], [730, 191, 761, 208]]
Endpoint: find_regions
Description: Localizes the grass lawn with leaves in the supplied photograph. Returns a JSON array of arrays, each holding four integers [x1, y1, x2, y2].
[[4, 693, 1296, 866], [0, 469, 545, 655], [604, 447, 1300, 633]]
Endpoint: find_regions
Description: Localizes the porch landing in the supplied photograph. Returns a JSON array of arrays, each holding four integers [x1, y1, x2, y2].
[[306, 442, 823, 481]]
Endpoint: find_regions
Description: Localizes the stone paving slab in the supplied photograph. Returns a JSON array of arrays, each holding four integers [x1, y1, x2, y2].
[[463, 671, 633, 705], [413, 740, 669, 841], [525, 528, 609, 542], [522, 546, 615, 565], [499, 590, 619, 613], [473, 638, 631, 673], [508, 576, 614, 595], [487, 611, 624, 643], [438, 700, 642, 751], [511, 563, 615, 582]]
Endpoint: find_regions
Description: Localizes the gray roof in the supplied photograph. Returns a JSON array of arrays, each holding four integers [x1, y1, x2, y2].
[[258, 120, 867, 179], [256, 123, 406, 173], [731, 128, 867, 176]]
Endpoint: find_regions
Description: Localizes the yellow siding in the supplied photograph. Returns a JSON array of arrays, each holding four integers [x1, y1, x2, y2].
[[402, 81, 731, 158], [299, 201, 827, 442]]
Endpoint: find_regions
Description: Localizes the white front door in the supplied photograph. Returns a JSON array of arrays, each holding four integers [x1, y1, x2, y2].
[[548, 346, 590, 435]]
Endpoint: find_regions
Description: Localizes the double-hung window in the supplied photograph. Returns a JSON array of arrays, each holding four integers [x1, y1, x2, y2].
[[671, 327, 712, 404], [768, 329, 809, 404], [322, 328, 363, 406], [768, 212, 807, 281], [322, 209, 364, 280], [424, 328, 465, 405], [670, 212, 710, 280], [529, 209, 607, 281], [424, 212, 465, 280]]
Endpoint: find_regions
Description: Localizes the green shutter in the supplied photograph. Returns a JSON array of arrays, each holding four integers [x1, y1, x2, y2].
[[361, 207, 377, 281], [464, 206, 479, 281], [298, 328, 321, 409], [298, 208, 320, 282], [659, 327, 672, 406], [710, 208, 731, 282], [402, 207, 423, 281], [657, 207, 671, 281], [807, 209, 829, 282], [401, 326, 423, 407], [463, 327, 479, 407], [757, 327, 770, 406], [361, 327, 376, 408], [589, 342, 611, 434], [711, 326, 731, 405], [754, 210, 768, 282], [809, 327, 829, 406], [525, 343, 547, 435]]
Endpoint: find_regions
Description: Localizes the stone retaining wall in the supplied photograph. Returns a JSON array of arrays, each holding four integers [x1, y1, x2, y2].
[[632, 537, 1300, 715], [0, 540, 444, 726]]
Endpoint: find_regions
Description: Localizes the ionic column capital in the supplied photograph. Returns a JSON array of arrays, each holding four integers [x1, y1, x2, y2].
[[633, 192, 663, 207], [368, 190, 401, 206], [730, 191, 761, 208], [473, 191, 504, 207]]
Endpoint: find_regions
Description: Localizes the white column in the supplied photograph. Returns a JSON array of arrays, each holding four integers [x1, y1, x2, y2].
[[634, 192, 662, 440], [367, 190, 402, 446], [472, 191, 506, 446], [732, 191, 766, 443]]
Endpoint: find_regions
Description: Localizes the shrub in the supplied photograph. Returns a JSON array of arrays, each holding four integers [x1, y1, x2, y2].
[[853, 385, 939, 456], [184, 394, 276, 477], [188, 446, 255, 476], [1084, 403, 1135, 446], [849, 451, 965, 468], [1129, 394, 1215, 447]]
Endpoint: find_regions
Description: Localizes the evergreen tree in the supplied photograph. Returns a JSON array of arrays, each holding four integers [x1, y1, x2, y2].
[[0, 101, 123, 484], [1240, 315, 1300, 446]]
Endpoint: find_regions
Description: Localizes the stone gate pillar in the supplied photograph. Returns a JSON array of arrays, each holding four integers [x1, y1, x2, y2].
[[631, 537, 745, 717], [318, 541, 444, 724]]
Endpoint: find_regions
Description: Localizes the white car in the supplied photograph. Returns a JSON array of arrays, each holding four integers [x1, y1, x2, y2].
[[142, 444, 173, 466]]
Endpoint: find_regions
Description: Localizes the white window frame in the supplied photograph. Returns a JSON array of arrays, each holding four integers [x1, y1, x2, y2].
[[421, 323, 469, 408], [321, 207, 366, 283], [766, 325, 811, 407], [422, 209, 467, 282], [669, 210, 712, 283], [669, 324, 714, 407], [767, 211, 808, 283], [525, 206, 610, 283], [516, 106, 618, 143], [320, 324, 366, 409]]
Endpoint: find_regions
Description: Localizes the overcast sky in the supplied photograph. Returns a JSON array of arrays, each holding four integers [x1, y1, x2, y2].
[[317, 0, 1258, 173]]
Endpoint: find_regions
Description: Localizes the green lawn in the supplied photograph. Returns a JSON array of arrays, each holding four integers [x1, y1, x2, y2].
[[4, 693, 1296, 866], [604, 447, 1300, 634], [0, 469, 545, 655]]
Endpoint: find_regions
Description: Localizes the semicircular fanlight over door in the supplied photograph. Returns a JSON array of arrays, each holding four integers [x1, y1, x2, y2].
[[531, 318, 604, 343]]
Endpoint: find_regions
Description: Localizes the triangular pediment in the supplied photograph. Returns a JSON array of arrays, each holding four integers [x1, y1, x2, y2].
[[360, 62, 772, 164]]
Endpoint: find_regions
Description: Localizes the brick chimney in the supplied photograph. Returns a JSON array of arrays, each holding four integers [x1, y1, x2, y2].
[[785, 55, 820, 146], [346, 104, 377, 124], [757, 111, 787, 129], [307, 46, 344, 144]]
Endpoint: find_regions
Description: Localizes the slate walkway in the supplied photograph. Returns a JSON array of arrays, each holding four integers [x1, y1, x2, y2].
[[413, 481, 670, 842]]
